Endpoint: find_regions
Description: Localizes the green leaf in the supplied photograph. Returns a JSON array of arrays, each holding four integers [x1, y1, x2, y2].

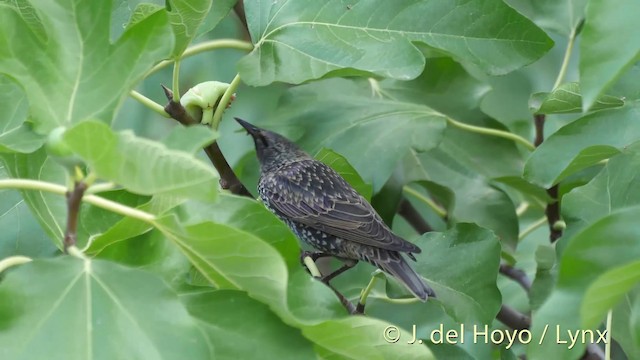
[[524, 103, 640, 187], [63, 121, 219, 201], [382, 57, 491, 121], [0, 0, 46, 41], [167, 0, 213, 56], [239, 0, 552, 85], [614, 295, 640, 360], [504, 0, 586, 36], [415, 147, 519, 248], [530, 207, 640, 359], [562, 143, 640, 239], [162, 125, 218, 154], [183, 289, 316, 360], [530, 245, 556, 310], [416, 224, 502, 324], [315, 148, 372, 200], [492, 176, 552, 205], [0, 257, 210, 359], [0, 149, 67, 247], [86, 195, 183, 255], [579, 0, 640, 111], [285, 267, 348, 323], [0, 0, 173, 131], [530, 82, 624, 114], [632, 294, 640, 351], [0, 76, 43, 153], [157, 215, 345, 325], [110, 2, 163, 41], [302, 317, 435, 360], [582, 262, 640, 327], [0, 163, 57, 258], [76, 190, 151, 248], [194, 0, 237, 38], [272, 78, 447, 191], [180, 194, 301, 269]]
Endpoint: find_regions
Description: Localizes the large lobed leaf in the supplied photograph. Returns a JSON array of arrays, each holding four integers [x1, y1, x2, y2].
[[271, 78, 447, 191], [63, 121, 219, 201], [579, 0, 640, 111], [0, 162, 56, 258], [529, 82, 624, 115], [415, 224, 502, 325], [0, 0, 173, 132], [239, 0, 553, 85], [0, 76, 43, 153], [530, 207, 640, 359], [0, 257, 210, 359], [166, 0, 214, 56], [183, 289, 317, 359], [524, 102, 640, 187], [562, 142, 640, 239], [303, 317, 435, 360], [1, 149, 68, 247], [180, 194, 302, 269]]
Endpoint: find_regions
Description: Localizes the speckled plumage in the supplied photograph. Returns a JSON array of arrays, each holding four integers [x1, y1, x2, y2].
[[236, 118, 434, 300]]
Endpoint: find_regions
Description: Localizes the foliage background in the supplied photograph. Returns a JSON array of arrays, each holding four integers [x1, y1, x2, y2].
[[0, 0, 639, 359]]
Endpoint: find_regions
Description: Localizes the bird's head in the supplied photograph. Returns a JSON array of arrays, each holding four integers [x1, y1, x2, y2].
[[235, 117, 311, 173]]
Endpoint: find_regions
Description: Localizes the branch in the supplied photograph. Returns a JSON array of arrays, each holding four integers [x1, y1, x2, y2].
[[63, 181, 87, 252], [496, 303, 603, 360], [534, 114, 545, 147], [533, 114, 563, 243], [233, 0, 248, 31], [446, 117, 535, 151], [302, 253, 360, 314], [161, 85, 252, 197], [546, 185, 562, 242], [398, 199, 433, 233], [496, 305, 530, 331], [499, 264, 532, 293], [147, 39, 253, 77]]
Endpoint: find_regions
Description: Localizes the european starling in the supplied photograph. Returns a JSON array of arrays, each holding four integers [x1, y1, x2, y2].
[[236, 118, 435, 301]]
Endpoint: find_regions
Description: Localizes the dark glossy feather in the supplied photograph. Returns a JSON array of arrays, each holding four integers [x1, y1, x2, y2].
[[259, 159, 421, 255]]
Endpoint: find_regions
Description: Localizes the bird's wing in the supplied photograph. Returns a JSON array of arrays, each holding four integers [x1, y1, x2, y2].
[[261, 161, 421, 254]]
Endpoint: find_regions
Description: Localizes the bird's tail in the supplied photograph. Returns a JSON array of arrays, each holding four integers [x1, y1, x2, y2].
[[376, 252, 435, 301]]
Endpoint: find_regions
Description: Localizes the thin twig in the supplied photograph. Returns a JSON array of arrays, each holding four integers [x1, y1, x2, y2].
[[161, 84, 253, 197], [64, 181, 88, 252], [533, 113, 563, 243], [496, 304, 530, 331], [147, 39, 253, 77], [534, 114, 545, 147], [398, 199, 433, 233], [302, 253, 360, 314], [519, 216, 547, 240], [499, 264, 532, 293], [233, 0, 248, 31], [447, 117, 536, 151], [546, 185, 562, 242], [402, 186, 447, 218]]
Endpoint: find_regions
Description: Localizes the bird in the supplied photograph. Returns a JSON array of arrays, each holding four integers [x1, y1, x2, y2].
[[235, 117, 435, 301]]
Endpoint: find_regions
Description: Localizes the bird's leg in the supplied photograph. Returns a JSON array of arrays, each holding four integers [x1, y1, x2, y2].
[[300, 251, 362, 315], [321, 259, 358, 283], [322, 281, 359, 315]]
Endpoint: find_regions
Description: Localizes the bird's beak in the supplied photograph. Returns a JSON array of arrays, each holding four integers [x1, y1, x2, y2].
[[234, 117, 261, 138]]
